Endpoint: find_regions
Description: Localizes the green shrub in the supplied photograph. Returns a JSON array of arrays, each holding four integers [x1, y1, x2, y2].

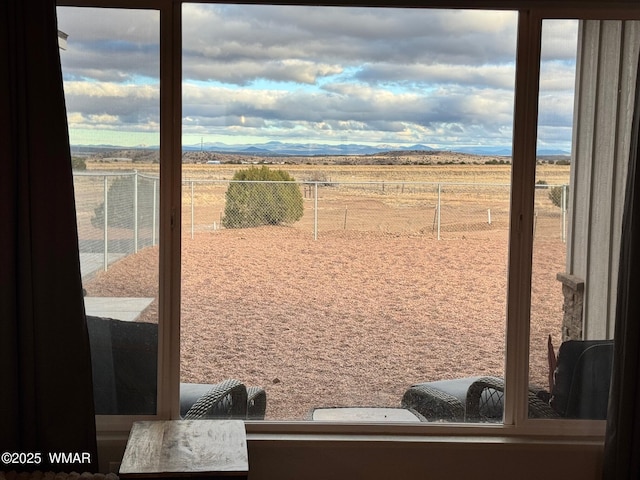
[[548, 185, 568, 208], [223, 166, 303, 228], [71, 156, 87, 170], [92, 174, 156, 229]]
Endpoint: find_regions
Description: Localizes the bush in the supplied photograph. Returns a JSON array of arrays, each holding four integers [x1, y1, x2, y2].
[[71, 156, 87, 170], [548, 185, 568, 208], [92, 174, 156, 229], [223, 166, 304, 228]]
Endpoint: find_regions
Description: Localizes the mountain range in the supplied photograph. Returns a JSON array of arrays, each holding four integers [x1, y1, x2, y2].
[[72, 141, 570, 157]]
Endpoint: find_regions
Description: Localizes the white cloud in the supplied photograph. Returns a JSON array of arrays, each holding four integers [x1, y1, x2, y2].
[[541, 20, 580, 60], [181, 5, 518, 85], [63, 81, 159, 132], [354, 63, 516, 90], [58, 7, 159, 82], [58, 4, 577, 150], [64, 81, 158, 99]]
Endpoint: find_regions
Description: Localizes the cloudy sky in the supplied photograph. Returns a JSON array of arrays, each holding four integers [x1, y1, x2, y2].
[[57, 5, 578, 152]]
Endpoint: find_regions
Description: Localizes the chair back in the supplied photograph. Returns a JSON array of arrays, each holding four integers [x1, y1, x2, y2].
[[87, 315, 158, 415], [549, 339, 613, 419]]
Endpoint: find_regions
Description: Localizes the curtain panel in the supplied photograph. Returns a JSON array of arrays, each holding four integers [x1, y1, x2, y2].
[[603, 49, 640, 479], [0, 0, 98, 471]]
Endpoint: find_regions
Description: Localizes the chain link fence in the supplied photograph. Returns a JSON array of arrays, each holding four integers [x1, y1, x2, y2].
[[72, 171, 568, 279], [73, 171, 568, 277], [74, 171, 160, 279], [181, 179, 569, 241]]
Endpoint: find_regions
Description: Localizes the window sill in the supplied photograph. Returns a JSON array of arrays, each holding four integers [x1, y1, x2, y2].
[[97, 420, 605, 478], [245, 417, 606, 438]]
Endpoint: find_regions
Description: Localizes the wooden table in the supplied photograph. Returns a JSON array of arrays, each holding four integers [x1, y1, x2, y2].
[[119, 420, 249, 480]]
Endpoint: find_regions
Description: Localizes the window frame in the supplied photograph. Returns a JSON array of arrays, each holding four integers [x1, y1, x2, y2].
[[57, 0, 640, 440]]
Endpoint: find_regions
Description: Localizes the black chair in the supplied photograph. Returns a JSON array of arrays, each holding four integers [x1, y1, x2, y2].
[[402, 339, 613, 422], [87, 315, 266, 419], [548, 339, 614, 419], [401, 376, 490, 422], [180, 381, 267, 420]]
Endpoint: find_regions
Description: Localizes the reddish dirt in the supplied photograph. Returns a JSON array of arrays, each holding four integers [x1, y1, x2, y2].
[[85, 226, 565, 420]]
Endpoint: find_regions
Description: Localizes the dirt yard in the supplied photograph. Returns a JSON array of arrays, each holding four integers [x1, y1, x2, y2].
[[85, 226, 566, 420]]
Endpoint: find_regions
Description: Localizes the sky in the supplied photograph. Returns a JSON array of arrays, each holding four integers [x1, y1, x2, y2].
[[56, 5, 578, 152]]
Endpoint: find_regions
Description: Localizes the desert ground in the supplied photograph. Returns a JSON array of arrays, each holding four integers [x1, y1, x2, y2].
[[81, 158, 569, 420]]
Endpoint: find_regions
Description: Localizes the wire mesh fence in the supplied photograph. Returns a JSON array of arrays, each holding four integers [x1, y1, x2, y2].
[[74, 171, 160, 278], [73, 171, 568, 279], [180, 179, 569, 241]]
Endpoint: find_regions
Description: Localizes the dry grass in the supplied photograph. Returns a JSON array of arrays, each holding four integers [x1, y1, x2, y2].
[[86, 159, 570, 185]]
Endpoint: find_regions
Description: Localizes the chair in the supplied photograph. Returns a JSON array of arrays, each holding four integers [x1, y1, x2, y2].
[[401, 376, 505, 422], [402, 339, 613, 422], [87, 315, 266, 419], [180, 381, 267, 420]]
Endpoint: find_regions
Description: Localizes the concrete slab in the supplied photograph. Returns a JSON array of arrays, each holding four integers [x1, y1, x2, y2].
[[85, 296, 155, 322], [311, 407, 423, 422]]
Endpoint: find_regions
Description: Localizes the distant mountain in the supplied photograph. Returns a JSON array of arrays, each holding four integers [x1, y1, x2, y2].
[[182, 141, 438, 156], [71, 144, 160, 155], [75, 141, 570, 158], [180, 141, 573, 157], [453, 146, 513, 156], [537, 149, 571, 156], [241, 146, 276, 155]]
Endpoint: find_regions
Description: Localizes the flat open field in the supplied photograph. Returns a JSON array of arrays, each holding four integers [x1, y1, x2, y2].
[[85, 160, 569, 238], [86, 159, 570, 185], [81, 160, 570, 420]]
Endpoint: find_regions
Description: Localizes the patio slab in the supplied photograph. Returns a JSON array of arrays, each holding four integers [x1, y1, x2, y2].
[[85, 296, 155, 322]]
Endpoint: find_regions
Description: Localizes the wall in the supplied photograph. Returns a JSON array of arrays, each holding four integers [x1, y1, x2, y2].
[[568, 20, 639, 339], [98, 432, 604, 480], [248, 437, 604, 480]]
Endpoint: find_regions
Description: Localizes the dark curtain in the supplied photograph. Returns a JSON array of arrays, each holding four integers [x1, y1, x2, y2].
[[0, 0, 98, 472], [602, 51, 640, 479]]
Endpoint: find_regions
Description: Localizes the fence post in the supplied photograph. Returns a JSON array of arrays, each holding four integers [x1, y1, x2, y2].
[[314, 182, 318, 241], [561, 184, 567, 243], [134, 170, 139, 253], [152, 178, 157, 246], [191, 180, 195, 239], [103, 175, 108, 271], [437, 183, 441, 241]]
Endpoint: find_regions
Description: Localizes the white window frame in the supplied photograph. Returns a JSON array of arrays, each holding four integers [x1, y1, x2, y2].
[[58, 0, 640, 445]]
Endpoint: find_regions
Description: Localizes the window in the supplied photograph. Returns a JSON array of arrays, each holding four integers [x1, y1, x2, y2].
[[528, 19, 581, 419], [57, 7, 161, 416], [529, 19, 639, 421], [57, 0, 639, 442], [180, 4, 519, 422]]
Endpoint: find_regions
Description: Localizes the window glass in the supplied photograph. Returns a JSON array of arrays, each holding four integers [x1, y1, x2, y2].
[[527, 19, 579, 420], [529, 19, 637, 420], [57, 7, 160, 415], [181, 4, 520, 422]]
